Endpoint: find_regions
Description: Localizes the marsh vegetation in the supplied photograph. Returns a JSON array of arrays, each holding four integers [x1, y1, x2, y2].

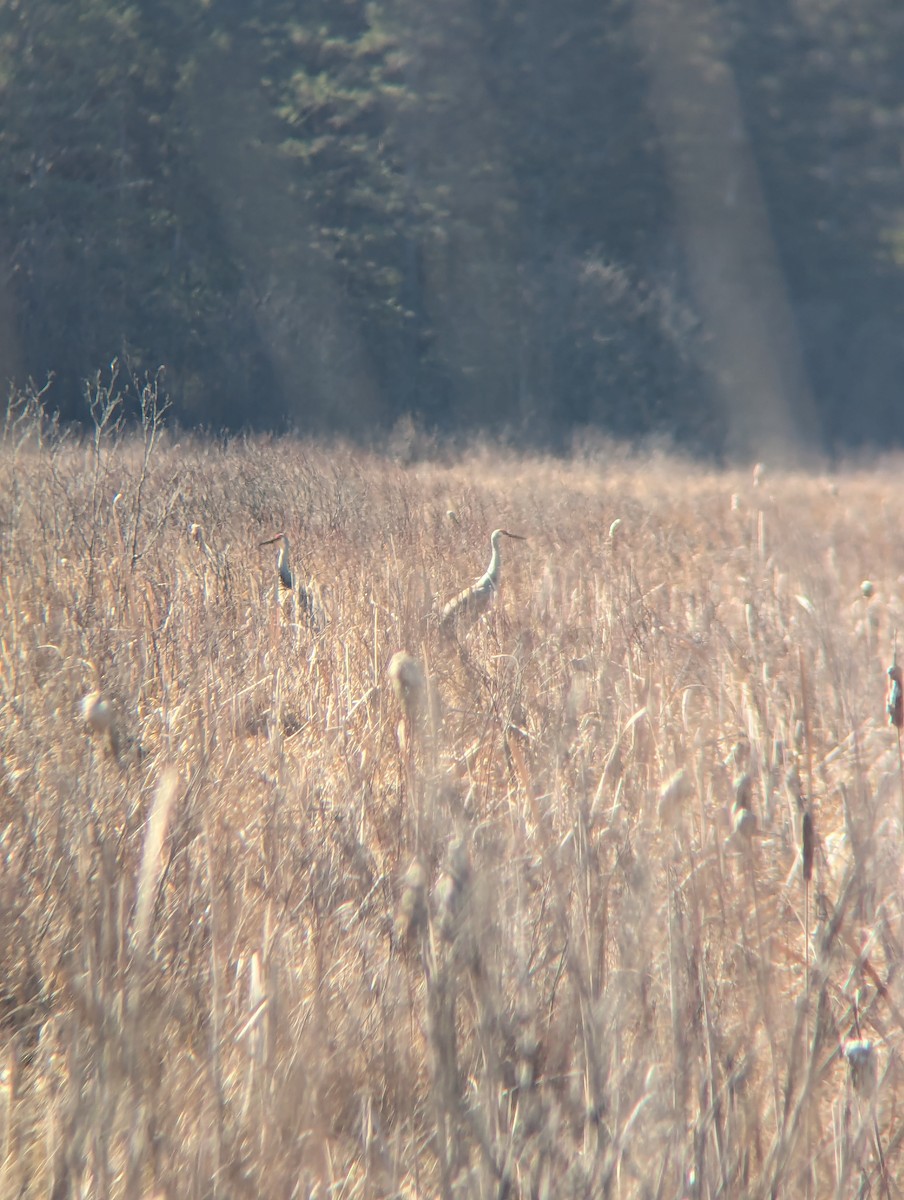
[[0, 393, 902, 1196]]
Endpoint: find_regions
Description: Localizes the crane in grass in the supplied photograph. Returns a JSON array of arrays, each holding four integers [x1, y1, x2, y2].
[[260, 532, 318, 628], [440, 528, 526, 630]]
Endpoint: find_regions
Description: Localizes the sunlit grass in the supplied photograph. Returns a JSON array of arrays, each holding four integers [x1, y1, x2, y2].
[[0, 405, 902, 1196]]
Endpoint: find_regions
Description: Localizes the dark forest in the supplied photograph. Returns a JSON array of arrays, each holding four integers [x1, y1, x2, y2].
[[2, 0, 903, 456]]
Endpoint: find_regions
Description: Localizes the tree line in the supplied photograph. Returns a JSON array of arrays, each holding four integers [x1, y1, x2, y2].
[[1, 0, 902, 455]]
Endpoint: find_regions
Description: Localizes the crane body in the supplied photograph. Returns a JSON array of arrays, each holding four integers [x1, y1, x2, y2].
[[440, 528, 525, 629], [260, 532, 318, 628], [259, 532, 295, 590]]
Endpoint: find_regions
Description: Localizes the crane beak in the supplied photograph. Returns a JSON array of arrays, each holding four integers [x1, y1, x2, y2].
[[259, 533, 285, 546], [502, 531, 527, 540]]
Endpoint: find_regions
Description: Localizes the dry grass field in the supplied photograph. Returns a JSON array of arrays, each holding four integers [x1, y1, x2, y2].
[[2, 388, 904, 1198]]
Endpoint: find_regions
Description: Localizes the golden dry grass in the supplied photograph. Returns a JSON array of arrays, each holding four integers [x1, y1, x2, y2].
[[1, 408, 904, 1197]]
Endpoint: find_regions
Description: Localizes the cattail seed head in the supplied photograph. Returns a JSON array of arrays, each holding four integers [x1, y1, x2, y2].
[[733, 772, 753, 811], [434, 837, 472, 943], [80, 691, 113, 736], [727, 739, 750, 770], [388, 652, 426, 723], [843, 1038, 877, 1097], [731, 772, 756, 839], [732, 805, 756, 840], [801, 809, 814, 883], [79, 690, 133, 763], [886, 665, 903, 729], [394, 858, 428, 944], [658, 768, 692, 828]]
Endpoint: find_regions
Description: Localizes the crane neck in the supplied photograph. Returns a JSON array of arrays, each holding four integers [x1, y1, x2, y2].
[[484, 532, 503, 586]]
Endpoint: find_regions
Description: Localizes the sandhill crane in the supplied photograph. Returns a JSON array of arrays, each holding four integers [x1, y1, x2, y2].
[[440, 528, 526, 630], [260, 532, 318, 628], [260, 532, 295, 590]]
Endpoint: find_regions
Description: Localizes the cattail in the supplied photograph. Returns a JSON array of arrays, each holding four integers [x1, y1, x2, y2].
[[889, 658, 904, 829], [658, 768, 692, 828], [886, 665, 903, 729], [434, 838, 472, 944], [843, 1038, 877, 1097], [798, 800, 816, 996], [80, 690, 113, 736], [394, 858, 428, 945], [731, 771, 756, 839], [79, 690, 124, 760], [388, 652, 429, 764], [733, 771, 753, 810], [732, 805, 756, 840], [388, 652, 426, 728], [726, 739, 750, 771], [801, 808, 814, 883]]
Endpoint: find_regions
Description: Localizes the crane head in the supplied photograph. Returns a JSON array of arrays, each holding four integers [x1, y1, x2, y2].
[[492, 528, 526, 543], [259, 531, 289, 548]]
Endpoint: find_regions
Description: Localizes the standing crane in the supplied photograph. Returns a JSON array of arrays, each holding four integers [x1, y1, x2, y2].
[[260, 532, 318, 628], [440, 528, 526, 630]]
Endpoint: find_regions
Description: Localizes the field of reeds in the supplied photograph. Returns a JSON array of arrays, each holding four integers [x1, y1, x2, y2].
[[1, 379, 904, 1198]]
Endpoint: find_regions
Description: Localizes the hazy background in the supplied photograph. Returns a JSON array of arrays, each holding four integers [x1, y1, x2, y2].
[[1, 0, 902, 457]]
